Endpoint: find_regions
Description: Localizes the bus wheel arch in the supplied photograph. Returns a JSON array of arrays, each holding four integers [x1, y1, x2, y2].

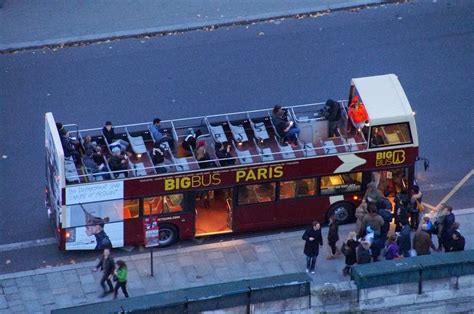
[[158, 223, 179, 247], [327, 202, 355, 224]]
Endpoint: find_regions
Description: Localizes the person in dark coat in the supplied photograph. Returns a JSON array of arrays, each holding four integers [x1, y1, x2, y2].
[[93, 248, 115, 297], [302, 221, 323, 274], [327, 215, 340, 259], [449, 231, 465, 252], [394, 189, 410, 232], [342, 232, 359, 276], [444, 222, 460, 253], [215, 142, 235, 166], [442, 206, 455, 251], [397, 224, 412, 257], [325, 99, 342, 138], [357, 241, 372, 264]]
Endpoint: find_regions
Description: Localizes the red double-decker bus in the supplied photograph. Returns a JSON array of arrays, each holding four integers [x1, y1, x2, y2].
[[45, 74, 422, 250]]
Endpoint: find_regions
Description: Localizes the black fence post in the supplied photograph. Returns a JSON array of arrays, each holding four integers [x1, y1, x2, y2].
[[246, 286, 251, 314], [418, 269, 423, 294]]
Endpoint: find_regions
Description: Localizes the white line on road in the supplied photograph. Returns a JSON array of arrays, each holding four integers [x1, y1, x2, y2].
[[0, 237, 57, 252]]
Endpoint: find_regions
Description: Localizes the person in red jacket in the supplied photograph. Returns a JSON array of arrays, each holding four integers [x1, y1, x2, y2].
[[348, 96, 369, 132]]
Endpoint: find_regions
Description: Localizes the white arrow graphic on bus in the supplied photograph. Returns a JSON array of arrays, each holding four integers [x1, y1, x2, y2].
[[334, 154, 367, 173]]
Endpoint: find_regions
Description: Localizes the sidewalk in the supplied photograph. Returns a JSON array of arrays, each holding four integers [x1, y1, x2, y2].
[[0, 0, 386, 52], [1, 209, 473, 313]]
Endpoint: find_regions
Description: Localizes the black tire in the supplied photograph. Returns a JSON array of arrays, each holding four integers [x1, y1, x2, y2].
[[158, 224, 179, 247], [327, 202, 355, 225]]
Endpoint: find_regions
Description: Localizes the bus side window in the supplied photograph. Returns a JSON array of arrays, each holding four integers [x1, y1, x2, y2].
[[320, 173, 362, 195], [124, 199, 139, 219], [280, 181, 296, 199], [144, 197, 163, 215]]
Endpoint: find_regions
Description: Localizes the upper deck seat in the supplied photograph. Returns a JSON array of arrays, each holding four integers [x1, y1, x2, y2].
[[172, 155, 190, 172], [249, 120, 269, 142], [274, 136, 296, 159], [227, 118, 248, 143], [65, 159, 80, 183], [303, 143, 317, 157], [126, 129, 147, 155], [231, 141, 253, 164], [345, 137, 359, 152], [321, 139, 338, 155], [253, 138, 274, 162], [128, 160, 147, 176], [209, 124, 227, 143]]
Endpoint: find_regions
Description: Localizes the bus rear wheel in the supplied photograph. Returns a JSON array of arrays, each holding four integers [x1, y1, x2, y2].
[[159, 224, 179, 247], [328, 202, 355, 225]]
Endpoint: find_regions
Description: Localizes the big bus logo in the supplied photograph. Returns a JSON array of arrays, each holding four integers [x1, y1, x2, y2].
[[165, 174, 221, 191], [375, 150, 405, 167]]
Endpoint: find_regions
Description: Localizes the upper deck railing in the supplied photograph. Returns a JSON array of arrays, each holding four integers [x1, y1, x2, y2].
[[61, 100, 373, 185]]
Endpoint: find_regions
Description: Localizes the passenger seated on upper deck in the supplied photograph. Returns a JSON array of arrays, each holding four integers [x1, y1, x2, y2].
[[150, 143, 167, 174], [102, 121, 129, 152], [348, 96, 369, 132], [215, 142, 235, 167], [83, 149, 106, 173], [108, 147, 128, 178], [182, 129, 202, 154], [60, 129, 80, 160], [271, 105, 300, 148], [83, 135, 97, 152], [150, 118, 175, 151], [195, 141, 216, 169]]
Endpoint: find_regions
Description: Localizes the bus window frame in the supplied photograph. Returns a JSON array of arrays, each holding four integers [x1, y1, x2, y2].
[[318, 172, 364, 196], [369, 122, 413, 149], [278, 177, 318, 201], [142, 192, 190, 217]]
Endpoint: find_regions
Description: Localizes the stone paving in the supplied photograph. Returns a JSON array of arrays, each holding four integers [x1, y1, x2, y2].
[[1, 208, 472, 313]]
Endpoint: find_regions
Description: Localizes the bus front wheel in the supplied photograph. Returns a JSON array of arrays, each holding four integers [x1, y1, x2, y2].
[[328, 202, 355, 225], [159, 224, 179, 247]]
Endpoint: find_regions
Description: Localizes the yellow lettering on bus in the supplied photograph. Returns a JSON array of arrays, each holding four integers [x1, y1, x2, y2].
[[236, 170, 246, 183], [257, 168, 268, 180], [164, 179, 175, 191], [212, 173, 221, 185], [273, 166, 283, 178], [375, 150, 406, 167], [181, 177, 191, 189]]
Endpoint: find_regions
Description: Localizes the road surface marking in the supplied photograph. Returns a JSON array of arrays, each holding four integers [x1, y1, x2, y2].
[[435, 169, 474, 210], [0, 237, 56, 252]]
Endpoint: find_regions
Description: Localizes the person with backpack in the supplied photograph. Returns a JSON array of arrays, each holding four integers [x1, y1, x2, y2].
[[342, 232, 359, 276]]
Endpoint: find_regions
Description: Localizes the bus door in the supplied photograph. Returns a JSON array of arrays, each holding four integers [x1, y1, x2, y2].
[[195, 188, 233, 236], [372, 167, 411, 197]]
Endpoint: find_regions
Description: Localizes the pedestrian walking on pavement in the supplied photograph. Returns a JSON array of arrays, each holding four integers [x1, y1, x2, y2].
[[409, 185, 423, 230], [113, 260, 129, 299], [397, 224, 412, 258], [93, 248, 115, 297], [342, 232, 359, 276], [327, 215, 340, 259], [302, 221, 323, 274], [442, 206, 456, 251]]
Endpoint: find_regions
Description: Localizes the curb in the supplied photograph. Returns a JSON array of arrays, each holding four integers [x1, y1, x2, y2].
[[0, 0, 387, 53]]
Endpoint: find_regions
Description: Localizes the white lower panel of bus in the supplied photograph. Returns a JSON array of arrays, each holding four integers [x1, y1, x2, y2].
[[66, 222, 124, 250]]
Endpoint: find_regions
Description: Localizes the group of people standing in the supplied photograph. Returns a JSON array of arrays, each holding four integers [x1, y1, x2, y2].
[[302, 183, 465, 276]]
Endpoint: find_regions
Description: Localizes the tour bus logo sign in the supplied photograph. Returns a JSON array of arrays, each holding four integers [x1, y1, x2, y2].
[[164, 165, 284, 191], [375, 150, 405, 167]]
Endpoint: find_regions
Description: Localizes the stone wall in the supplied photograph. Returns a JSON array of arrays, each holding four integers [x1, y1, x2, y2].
[[311, 274, 474, 313]]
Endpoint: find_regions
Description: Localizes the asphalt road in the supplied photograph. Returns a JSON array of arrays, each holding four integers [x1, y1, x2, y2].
[[0, 0, 473, 273]]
